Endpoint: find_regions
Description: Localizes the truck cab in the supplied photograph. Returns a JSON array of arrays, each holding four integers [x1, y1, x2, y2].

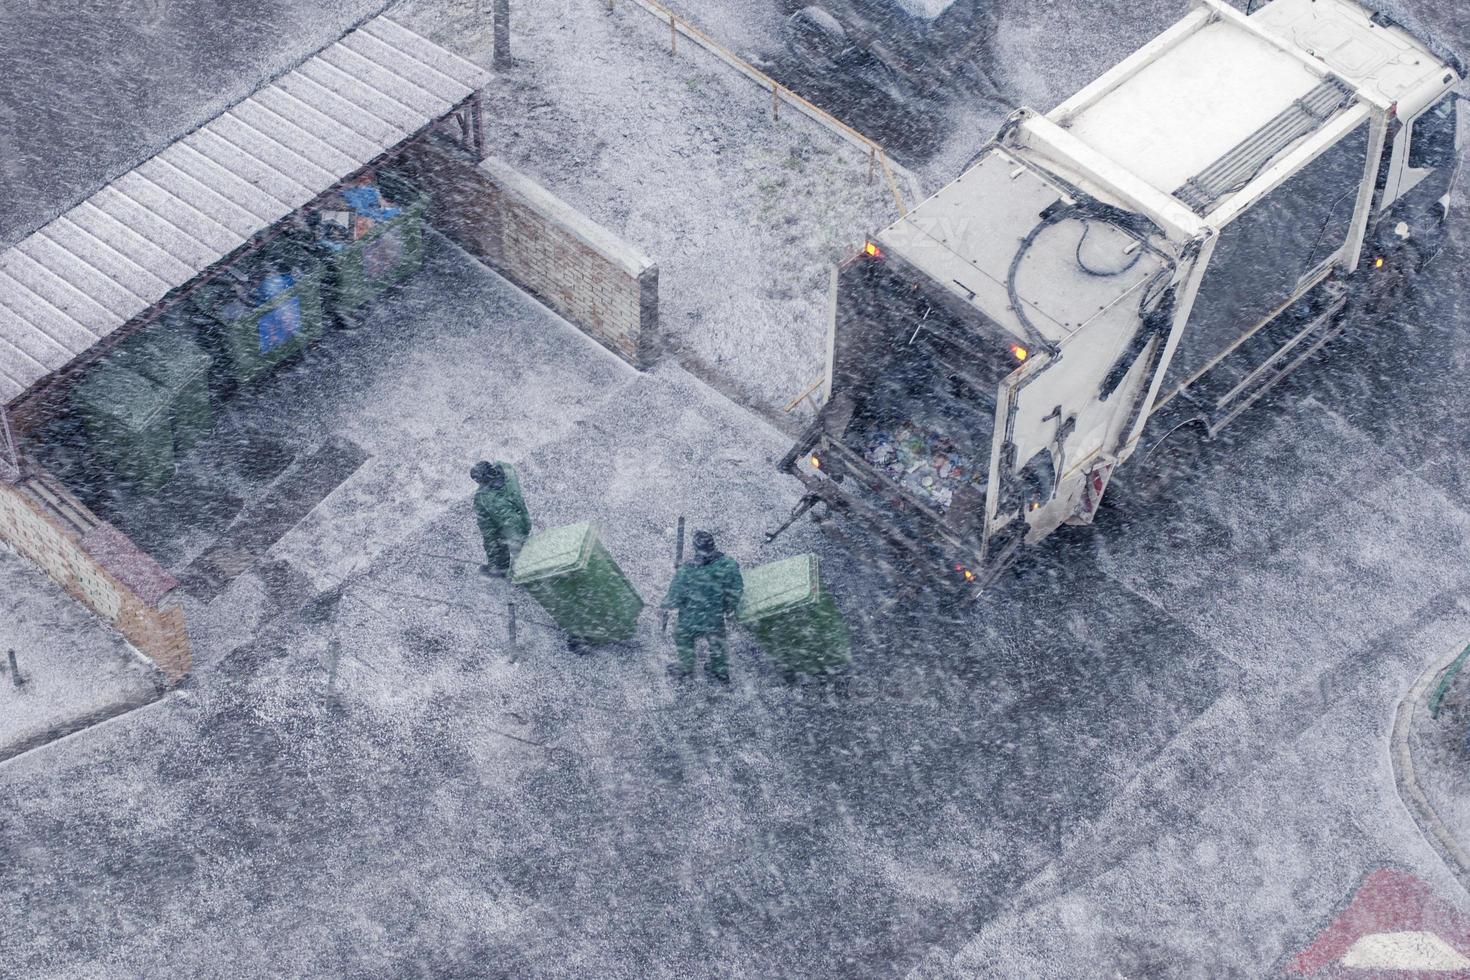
[[779, 0, 1463, 592]]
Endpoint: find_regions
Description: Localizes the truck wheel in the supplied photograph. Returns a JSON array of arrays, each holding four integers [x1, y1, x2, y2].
[[784, 6, 847, 69]]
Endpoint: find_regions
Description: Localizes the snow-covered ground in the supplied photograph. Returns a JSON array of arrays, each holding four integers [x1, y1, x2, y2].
[[4, 216, 1470, 976], [4, 0, 1470, 976], [0, 549, 163, 758], [403, 0, 901, 419]]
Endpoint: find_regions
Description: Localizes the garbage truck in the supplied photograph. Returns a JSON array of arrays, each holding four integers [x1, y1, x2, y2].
[[777, 0, 1464, 591]]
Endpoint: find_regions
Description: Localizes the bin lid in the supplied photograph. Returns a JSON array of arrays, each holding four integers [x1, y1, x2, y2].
[[72, 362, 169, 432], [511, 522, 597, 585], [738, 553, 821, 623], [123, 319, 211, 393]]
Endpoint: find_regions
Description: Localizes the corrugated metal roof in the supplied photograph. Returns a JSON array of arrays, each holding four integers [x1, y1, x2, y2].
[[0, 10, 487, 406]]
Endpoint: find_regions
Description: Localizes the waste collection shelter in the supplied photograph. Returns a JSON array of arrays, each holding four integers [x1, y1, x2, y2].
[[0, 9, 490, 680]]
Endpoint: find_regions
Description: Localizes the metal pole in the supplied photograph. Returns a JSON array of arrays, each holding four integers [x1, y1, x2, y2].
[[660, 517, 685, 633], [8, 650, 22, 688], [0, 404, 19, 482], [507, 601, 519, 662], [493, 0, 511, 69], [471, 93, 486, 161]]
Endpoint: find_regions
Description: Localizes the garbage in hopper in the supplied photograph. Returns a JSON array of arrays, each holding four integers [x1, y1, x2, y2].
[[858, 421, 984, 513]]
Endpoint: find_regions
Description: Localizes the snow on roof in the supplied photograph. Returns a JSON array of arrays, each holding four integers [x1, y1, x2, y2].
[[876, 149, 1170, 347], [1062, 18, 1329, 201], [1253, 0, 1458, 118], [0, 11, 488, 408]]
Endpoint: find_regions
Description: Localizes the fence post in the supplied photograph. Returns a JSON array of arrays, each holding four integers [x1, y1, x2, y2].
[[8, 649, 22, 688], [670, 12, 677, 54], [868, 146, 875, 183], [772, 83, 780, 120]]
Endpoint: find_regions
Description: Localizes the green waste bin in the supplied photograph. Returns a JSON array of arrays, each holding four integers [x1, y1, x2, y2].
[[121, 317, 214, 455], [511, 522, 644, 644], [737, 554, 851, 675], [71, 362, 176, 492], [319, 172, 427, 320], [192, 237, 326, 384]]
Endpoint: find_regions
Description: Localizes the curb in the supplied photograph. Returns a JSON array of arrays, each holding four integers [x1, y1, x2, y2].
[[0, 684, 171, 767], [1391, 640, 1470, 894]]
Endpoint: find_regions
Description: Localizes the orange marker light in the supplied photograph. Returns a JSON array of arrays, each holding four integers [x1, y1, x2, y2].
[[1010, 344, 1029, 361], [810, 455, 821, 469], [963, 569, 975, 582], [864, 241, 882, 258], [1374, 256, 1385, 269]]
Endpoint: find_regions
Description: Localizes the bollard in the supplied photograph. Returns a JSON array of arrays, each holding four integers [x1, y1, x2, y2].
[[8, 649, 22, 688], [324, 640, 341, 710]]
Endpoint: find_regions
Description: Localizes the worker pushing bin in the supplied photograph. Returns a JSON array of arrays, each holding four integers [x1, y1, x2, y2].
[[737, 553, 851, 676], [511, 522, 645, 648]]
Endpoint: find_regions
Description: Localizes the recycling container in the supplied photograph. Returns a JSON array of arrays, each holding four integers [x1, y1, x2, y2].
[[192, 238, 326, 384], [71, 362, 176, 492], [320, 172, 427, 321], [737, 553, 851, 675], [511, 522, 644, 644], [122, 317, 214, 454]]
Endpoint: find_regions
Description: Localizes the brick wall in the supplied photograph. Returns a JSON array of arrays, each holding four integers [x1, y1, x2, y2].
[[403, 141, 659, 368], [0, 473, 191, 681]]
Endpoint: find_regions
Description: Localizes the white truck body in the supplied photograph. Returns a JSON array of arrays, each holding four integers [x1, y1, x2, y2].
[[782, 0, 1463, 586]]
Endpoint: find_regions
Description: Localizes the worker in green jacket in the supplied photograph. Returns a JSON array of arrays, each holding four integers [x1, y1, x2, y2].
[[661, 530, 744, 682], [472, 460, 531, 577]]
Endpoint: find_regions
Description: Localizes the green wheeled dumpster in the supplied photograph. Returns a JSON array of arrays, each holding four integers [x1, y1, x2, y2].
[[122, 316, 214, 455], [192, 236, 326, 385], [511, 522, 644, 644], [317, 170, 427, 321], [71, 362, 176, 493], [737, 553, 851, 675]]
